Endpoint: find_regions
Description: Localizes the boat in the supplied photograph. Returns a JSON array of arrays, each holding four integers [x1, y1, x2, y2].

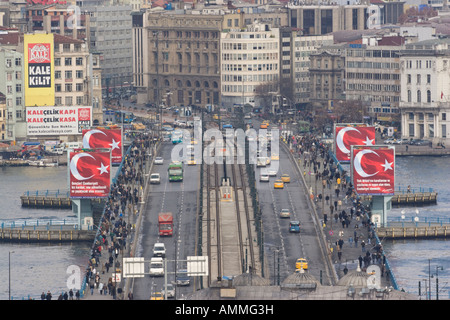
[[27, 159, 59, 167]]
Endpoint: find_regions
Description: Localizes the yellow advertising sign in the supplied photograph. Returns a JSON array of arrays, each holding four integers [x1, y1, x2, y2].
[[24, 33, 55, 107]]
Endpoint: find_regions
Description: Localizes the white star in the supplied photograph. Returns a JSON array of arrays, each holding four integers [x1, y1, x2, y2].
[[109, 139, 120, 150], [380, 159, 394, 171], [362, 136, 375, 146], [98, 162, 109, 174]]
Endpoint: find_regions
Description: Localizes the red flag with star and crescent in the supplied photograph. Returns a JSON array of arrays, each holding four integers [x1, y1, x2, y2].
[[82, 127, 123, 164], [351, 146, 395, 195], [69, 149, 111, 198], [335, 126, 376, 162]]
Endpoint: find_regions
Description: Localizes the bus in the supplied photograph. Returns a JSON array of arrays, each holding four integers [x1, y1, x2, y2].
[[171, 130, 183, 144], [168, 162, 183, 181], [114, 110, 135, 123]]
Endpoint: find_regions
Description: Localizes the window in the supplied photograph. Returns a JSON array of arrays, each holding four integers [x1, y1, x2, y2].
[[76, 83, 84, 92], [417, 74, 421, 84], [407, 74, 411, 84], [76, 70, 83, 79], [15, 84, 21, 93], [6, 59, 12, 68], [442, 113, 447, 121], [15, 58, 21, 66], [427, 90, 431, 103], [65, 96, 73, 105], [55, 58, 61, 66], [55, 84, 61, 92], [65, 70, 72, 79], [55, 71, 61, 79], [417, 90, 421, 103], [76, 58, 83, 66], [65, 84, 72, 92], [407, 90, 411, 102], [427, 74, 431, 84], [65, 58, 72, 66], [76, 96, 84, 105]]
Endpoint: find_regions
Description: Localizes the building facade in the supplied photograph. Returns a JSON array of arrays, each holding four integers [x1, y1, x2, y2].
[[132, 10, 222, 108], [399, 38, 450, 144], [0, 48, 26, 142], [221, 21, 280, 109]]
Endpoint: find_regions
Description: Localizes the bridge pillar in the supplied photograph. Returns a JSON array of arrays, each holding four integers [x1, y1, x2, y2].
[[72, 199, 94, 229], [370, 196, 392, 228]]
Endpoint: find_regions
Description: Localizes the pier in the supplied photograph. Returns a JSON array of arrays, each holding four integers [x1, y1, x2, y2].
[[359, 192, 438, 207], [0, 219, 95, 242], [377, 220, 450, 239], [20, 190, 103, 209]]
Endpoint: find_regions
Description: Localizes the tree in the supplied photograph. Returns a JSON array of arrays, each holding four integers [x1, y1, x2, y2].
[[334, 100, 365, 123], [398, 6, 437, 24]]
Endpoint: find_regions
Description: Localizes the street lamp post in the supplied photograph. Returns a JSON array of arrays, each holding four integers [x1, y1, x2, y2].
[[9, 250, 14, 300]]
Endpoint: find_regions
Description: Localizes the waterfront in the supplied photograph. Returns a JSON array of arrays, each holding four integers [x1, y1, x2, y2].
[[0, 155, 449, 299]]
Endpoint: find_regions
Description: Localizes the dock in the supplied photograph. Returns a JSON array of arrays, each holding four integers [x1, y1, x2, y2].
[[359, 192, 438, 207], [0, 225, 95, 242], [20, 190, 103, 209], [377, 221, 450, 239]]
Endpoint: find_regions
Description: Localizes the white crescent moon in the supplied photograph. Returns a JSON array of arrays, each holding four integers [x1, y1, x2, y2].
[[70, 152, 95, 181], [336, 127, 360, 155], [82, 129, 107, 148], [354, 149, 379, 178]]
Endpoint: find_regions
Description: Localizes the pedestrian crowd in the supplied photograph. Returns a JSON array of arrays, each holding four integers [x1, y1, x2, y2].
[[286, 132, 390, 279]]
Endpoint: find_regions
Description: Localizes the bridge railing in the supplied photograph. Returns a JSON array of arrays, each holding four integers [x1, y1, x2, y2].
[[0, 218, 92, 230], [22, 189, 70, 198], [395, 186, 435, 194], [386, 216, 450, 227]]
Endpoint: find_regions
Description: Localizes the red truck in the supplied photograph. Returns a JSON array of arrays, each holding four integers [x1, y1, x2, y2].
[[158, 212, 173, 236]]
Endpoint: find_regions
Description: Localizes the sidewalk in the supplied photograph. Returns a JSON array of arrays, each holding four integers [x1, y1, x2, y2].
[[81, 134, 155, 300], [287, 135, 392, 288]]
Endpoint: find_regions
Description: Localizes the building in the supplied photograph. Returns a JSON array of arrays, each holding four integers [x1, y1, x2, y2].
[[309, 50, 345, 109], [399, 38, 450, 144], [0, 47, 26, 142], [132, 9, 222, 108], [287, 2, 369, 35], [292, 34, 334, 106], [0, 93, 6, 141], [221, 21, 280, 110], [345, 36, 404, 123], [83, 5, 133, 96]]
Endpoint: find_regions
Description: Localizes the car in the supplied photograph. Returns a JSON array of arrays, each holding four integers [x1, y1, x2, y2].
[[295, 258, 308, 270], [154, 157, 164, 165], [274, 179, 284, 189], [257, 157, 266, 167], [150, 292, 164, 300], [394, 138, 409, 145], [188, 159, 197, 165], [149, 257, 164, 276], [411, 139, 431, 146], [161, 283, 175, 298], [190, 139, 198, 145], [268, 170, 277, 177], [289, 221, 300, 233], [280, 209, 290, 218], [152, 243, 166, 257], [383, 138, 396, 144], [150, 173, 161, 184], [271, 153, 279, 161], [175, 269, 191, 286], [281, 174, 290, 183], [260, 174, 270, 182]]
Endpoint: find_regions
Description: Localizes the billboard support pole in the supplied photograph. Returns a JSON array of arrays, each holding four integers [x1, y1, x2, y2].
[[370, 195, 392, 228], [72, 199, 94, 229]]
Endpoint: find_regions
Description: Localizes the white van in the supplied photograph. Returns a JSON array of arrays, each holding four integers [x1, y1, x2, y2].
[[149, 257, 164, 276]]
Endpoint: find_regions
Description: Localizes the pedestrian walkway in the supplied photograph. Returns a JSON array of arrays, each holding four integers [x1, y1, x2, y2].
[[286, 134, 394, 289], [81, 133, 156, 300]]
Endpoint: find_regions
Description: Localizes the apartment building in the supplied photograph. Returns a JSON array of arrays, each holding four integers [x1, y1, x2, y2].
[[0, 47, 26, 142], [132, 9, 222, 108], [345, 36, 403, 122], [0, 94, 7, 141], [399, 38, 450, 144], [292, 34, 334, 106], [221, 21, 280, 109]]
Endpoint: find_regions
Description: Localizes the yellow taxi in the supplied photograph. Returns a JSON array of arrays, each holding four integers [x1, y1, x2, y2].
[[271, 153, 279, 161], [190, 139, 198, 145], [281, 174, 290, 183], [295, 258, 308, 270], [260, 123, 268, 129], [150, 292, 164, 300], [274, 179, 284, 189], [188, 158, 196, 165]]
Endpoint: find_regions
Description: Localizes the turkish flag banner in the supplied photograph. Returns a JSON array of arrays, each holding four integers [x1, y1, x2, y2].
[[335, 125, 376, 162], [351, 146, 395, 196], [82, 127, 123, 164], [69, 149, 111, 198]]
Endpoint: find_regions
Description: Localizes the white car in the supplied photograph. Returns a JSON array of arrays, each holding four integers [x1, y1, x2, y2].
[[280, 209, 291, 218], [161, 283, 175, 298], [260, 174, 270, 182], [154, 157, 163, 165], [152, 242, 166, 257], [150, 173, 161, 184], [268, 170, 277, 177]]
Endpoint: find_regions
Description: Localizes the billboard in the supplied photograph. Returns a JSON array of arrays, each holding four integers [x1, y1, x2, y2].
[[24, 33, 55, 107], [82, 127, 123, 164], [351, 145, 395, 196], [335, 124, 376, 162], [69, 148, 111, 199], [26, 106, 92, 136]]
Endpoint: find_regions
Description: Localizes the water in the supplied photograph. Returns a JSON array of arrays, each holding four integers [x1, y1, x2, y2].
[[0, 166, 92, 300], [382, 156, 450, 300], [0, 157, 449, 299]]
